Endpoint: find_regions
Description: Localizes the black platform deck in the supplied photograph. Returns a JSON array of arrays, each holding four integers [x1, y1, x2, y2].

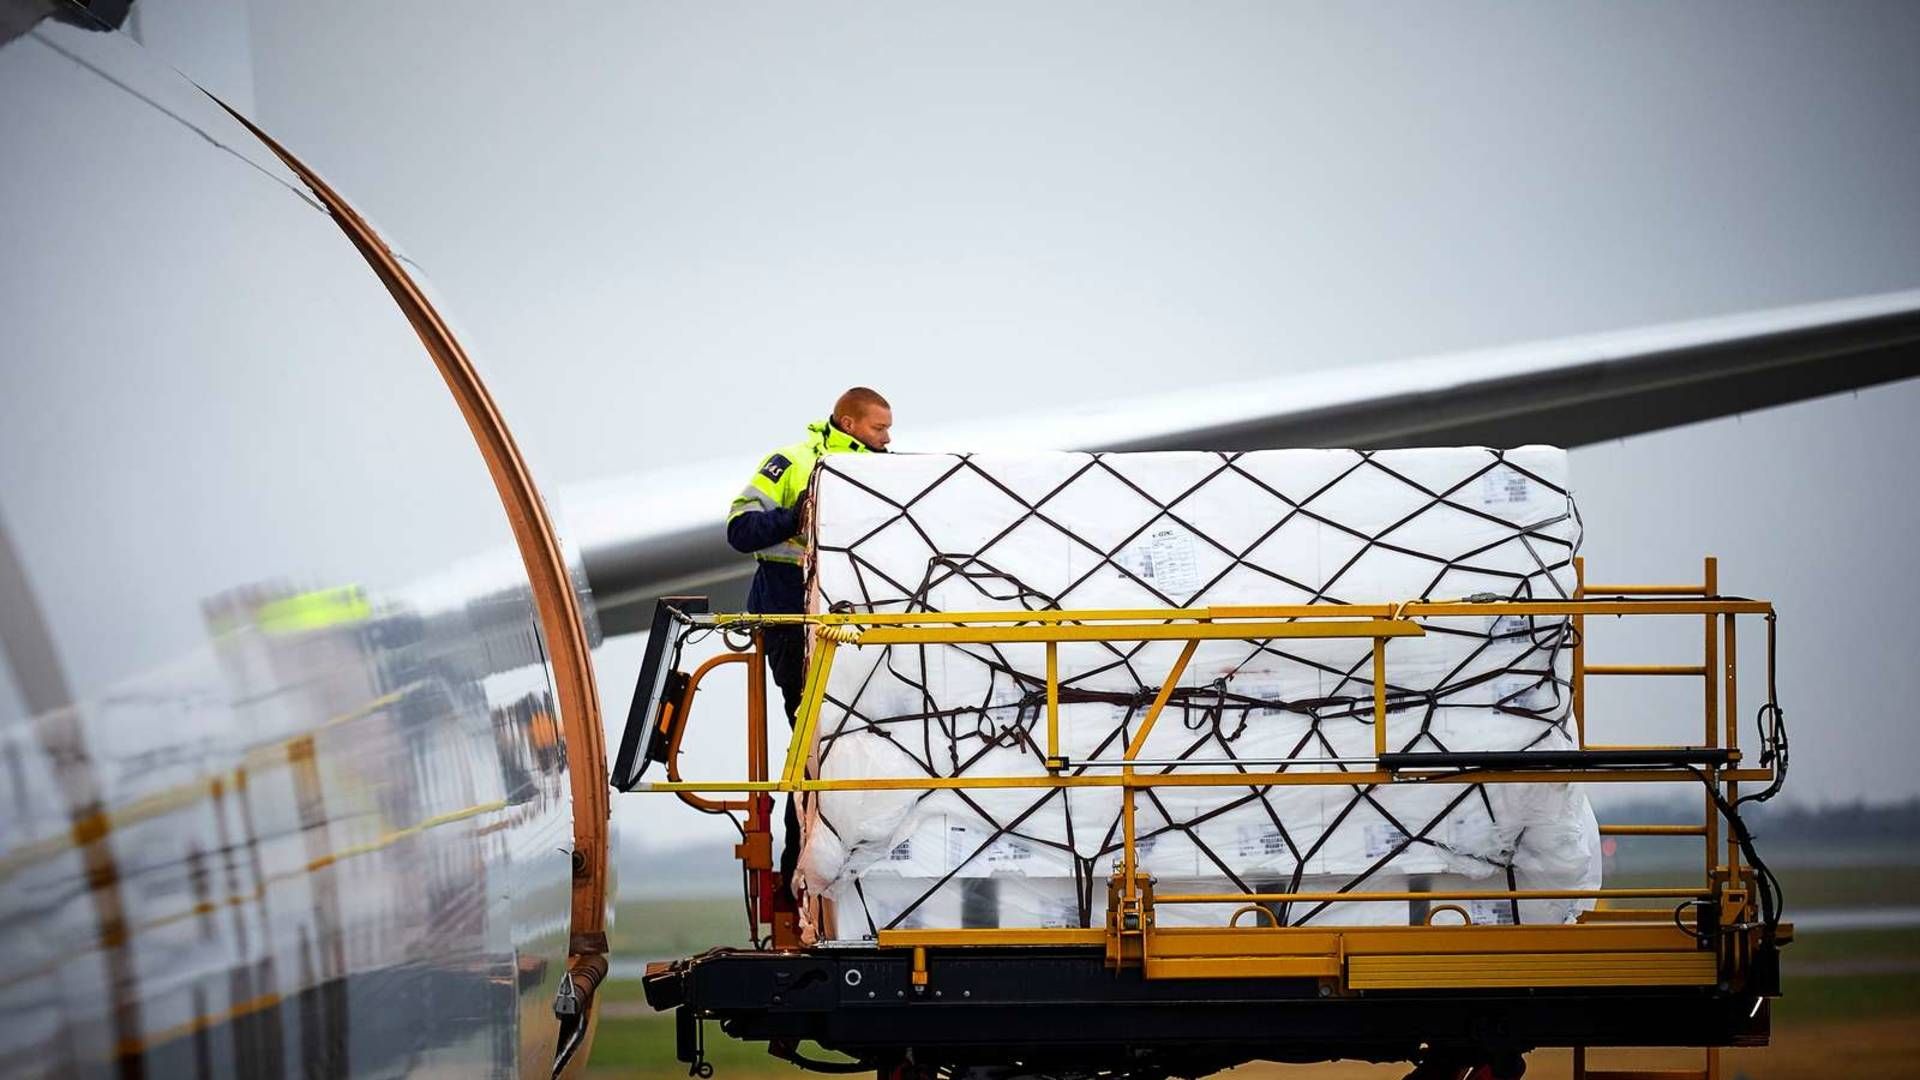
[[644, 945, 1773, 1074]]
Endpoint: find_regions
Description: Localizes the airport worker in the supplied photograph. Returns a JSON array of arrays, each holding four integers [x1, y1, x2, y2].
[[726, 386, 893, 885]]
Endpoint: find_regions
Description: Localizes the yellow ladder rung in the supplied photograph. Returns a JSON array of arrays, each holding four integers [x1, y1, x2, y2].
[[1584, 744, 1708, 752], [1581, 583, 1708, 595], [1598, 824, 1709, 836]]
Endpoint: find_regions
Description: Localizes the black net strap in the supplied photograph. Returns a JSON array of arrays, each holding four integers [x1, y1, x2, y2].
[[805, 450, 1581, 931]]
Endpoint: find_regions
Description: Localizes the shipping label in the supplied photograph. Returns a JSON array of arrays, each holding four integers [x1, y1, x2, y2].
[[1468, 899, 1518, 925], [1121, 526, 1201, 596], [1236, 825, 1286, 858], [1365, 822, 1411, 859], [1481, 465, 1531, 507]]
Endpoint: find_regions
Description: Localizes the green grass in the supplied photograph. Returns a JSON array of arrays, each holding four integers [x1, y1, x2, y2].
[[1772, 926, 1920, 1021], [589, 1012, 856, 1077], [1781, 926, 1920, 966], [598, 977, 650, 1005], [1603, 863, 1920, 910], [1776, 971, 1920, 1023], [610, 897, 754, 959], [589, 1014, 785, 1077], [1767, 864, 1920, 909]]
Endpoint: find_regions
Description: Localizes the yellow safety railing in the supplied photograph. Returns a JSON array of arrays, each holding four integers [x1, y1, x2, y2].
[[634, 559, 1783, 984]]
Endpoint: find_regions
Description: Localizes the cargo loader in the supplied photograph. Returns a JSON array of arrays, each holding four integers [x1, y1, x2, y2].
[[615, 553, 1789, 1080]]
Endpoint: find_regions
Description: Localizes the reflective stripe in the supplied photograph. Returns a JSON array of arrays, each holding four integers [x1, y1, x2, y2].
[[728, 484, 779, 521]]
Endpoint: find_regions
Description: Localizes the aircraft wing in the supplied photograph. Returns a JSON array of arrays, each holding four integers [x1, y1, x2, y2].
[[573, 287, 1920, 633]]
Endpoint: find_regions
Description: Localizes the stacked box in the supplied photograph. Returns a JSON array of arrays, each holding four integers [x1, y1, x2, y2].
[[798, 448, 1597, 938]]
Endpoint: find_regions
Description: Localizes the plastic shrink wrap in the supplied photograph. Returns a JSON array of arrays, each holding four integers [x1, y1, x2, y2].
[[798, 449, 1598, 938]]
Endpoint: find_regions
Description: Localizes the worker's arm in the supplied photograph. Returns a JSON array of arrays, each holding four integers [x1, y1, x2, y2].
[[726, 452, 803, 554], [726, 502, 798, 553]]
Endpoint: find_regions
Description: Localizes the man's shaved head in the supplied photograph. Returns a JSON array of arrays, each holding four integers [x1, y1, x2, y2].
[[832, 386, 893, 451], [833, 386, 889, 418]]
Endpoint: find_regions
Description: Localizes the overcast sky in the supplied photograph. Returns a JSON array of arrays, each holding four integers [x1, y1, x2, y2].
[[123, 1, 1920, 844]]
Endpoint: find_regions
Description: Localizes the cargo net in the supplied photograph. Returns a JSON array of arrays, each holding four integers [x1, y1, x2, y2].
[[799, 449, 1593, 938]]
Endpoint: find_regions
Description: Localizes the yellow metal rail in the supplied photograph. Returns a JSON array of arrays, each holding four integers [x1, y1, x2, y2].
[[636, 558, 1783, 1004]]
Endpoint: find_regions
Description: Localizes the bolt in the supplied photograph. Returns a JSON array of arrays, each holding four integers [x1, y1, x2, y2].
[[962, 991, 971, 999], [1318, 984, 1333, 998], [896, 990, 905, 999], [867, 991, 875, 999], [934, 990, 943, 998]]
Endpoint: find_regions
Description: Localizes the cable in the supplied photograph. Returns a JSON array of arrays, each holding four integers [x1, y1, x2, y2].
[[1672, 897, 1714, 944], [1711, 610, 1789, 941], [1740, 612, 1789, 807], [1685, 764, 1784, 942]]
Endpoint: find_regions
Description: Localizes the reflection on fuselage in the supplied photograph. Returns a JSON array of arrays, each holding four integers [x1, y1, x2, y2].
[[0, 15, 590, 1079], [3, 577, 572, 1077]]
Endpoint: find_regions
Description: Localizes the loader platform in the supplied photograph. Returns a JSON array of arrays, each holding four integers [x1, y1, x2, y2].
[[615, 558, 1791, 1078]]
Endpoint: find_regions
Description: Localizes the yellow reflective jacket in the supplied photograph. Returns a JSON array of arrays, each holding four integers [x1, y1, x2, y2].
[[726, 419, 873, 566]]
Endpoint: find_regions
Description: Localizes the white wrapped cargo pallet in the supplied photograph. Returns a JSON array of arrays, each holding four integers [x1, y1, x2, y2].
[[798, 448, 1598, 939]]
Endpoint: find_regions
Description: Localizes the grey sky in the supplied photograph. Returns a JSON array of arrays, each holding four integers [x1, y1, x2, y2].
[[121, 1, 1920, 841], [197, 2, 1920, 478]]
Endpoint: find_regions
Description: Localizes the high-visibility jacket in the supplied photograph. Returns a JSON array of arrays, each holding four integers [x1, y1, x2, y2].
[[256, 585, 371, 635], [726, 419, 875, 613]]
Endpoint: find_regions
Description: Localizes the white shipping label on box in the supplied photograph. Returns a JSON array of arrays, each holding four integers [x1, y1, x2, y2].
[[1468, 899, 1519, 926], [1236, 825, 1287, 859], [1481, 465, 1533, 507], [1119, 525, 1203, 596]]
